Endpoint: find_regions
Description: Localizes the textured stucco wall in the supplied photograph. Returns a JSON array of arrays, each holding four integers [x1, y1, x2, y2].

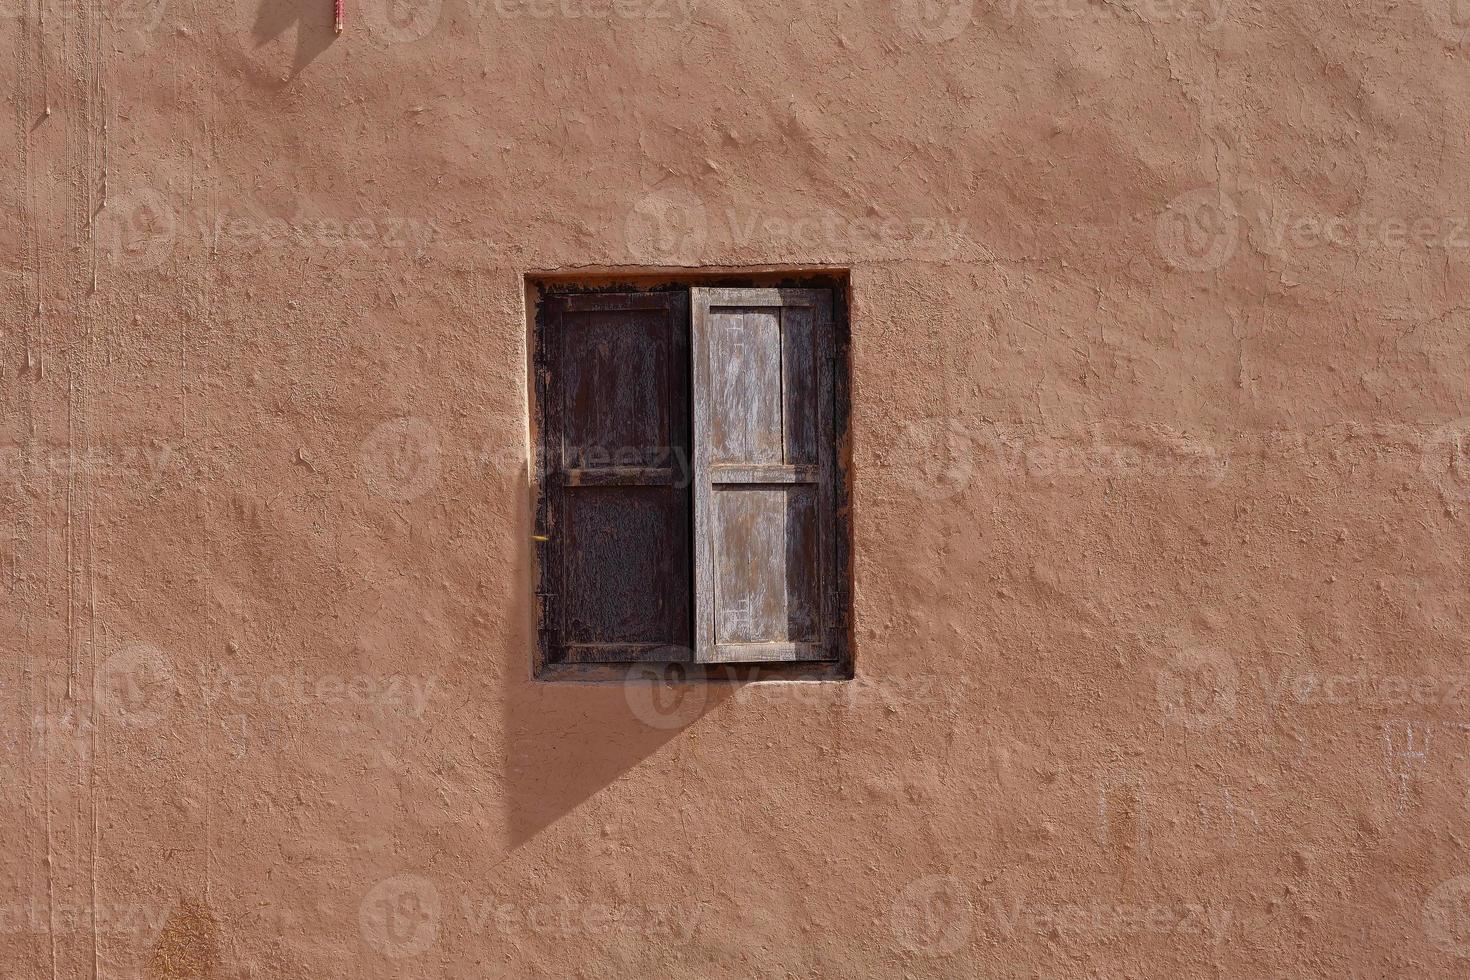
[[5, 0, 1470, 975]]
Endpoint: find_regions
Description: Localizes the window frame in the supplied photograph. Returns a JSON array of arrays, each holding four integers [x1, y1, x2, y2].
[[528, 271, 855, 683]]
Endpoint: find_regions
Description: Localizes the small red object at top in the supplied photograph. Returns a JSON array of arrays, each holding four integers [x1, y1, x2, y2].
[[334, 0, 343, 34]]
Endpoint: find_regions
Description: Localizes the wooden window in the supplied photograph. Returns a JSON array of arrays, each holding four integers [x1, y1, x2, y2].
[[534, 280, 850, 680]]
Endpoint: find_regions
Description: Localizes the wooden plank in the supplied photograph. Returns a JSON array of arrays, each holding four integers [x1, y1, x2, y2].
[[711, 485, 819, 644], [558, 642, 693, 664], [705, 641, 838, 664], [709, 463, 819, 484], [558, 292, 683, 312], [781, 304, 818, 465], [563, 467, 677, 487], [562, 306, 672, 471], [695, 286, 822, 307], [561, 485, 688, 647], [709, 308, 783, 464]]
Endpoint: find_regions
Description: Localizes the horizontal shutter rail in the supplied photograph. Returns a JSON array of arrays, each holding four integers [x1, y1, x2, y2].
[[701, 287, 827, 309], [559, 642, 693, 664], [705, 642, 837, 664], [709, 463, 819, 484], [555, 293, 683, 313], [559, 466, 680, 487]]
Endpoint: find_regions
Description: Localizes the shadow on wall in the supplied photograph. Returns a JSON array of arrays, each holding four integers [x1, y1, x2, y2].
[[247, 0, 338, 81], [501, 470, 734, 849]]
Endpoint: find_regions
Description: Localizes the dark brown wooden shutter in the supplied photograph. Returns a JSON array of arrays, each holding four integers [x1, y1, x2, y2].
[[690, 288, 838, 663], [538, 292, 692, 664]]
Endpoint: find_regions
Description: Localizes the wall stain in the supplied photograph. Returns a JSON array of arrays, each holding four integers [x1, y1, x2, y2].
[[148, 899, 221, 979]]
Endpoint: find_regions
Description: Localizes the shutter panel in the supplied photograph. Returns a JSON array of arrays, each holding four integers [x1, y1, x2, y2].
[[539, 292, 692, 664], [691, 288, 837, 663]]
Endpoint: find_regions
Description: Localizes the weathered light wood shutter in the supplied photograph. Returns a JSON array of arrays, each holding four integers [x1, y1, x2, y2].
[[691, 288, 838, 663], [538, 292, 692, 664]]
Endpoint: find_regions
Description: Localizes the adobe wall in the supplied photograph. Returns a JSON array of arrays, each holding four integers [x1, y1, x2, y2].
[[4, 0, 1470, 975]]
